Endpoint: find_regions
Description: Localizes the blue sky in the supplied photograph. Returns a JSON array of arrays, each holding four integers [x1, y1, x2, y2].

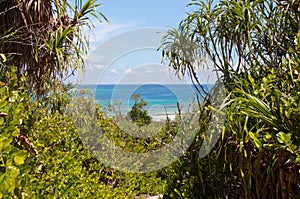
[[90, 0, 191, 41], [75, 0, 217, 85]]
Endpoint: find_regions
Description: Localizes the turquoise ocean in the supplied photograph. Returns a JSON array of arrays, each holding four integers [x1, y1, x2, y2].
[[82, 84, 213, 116]]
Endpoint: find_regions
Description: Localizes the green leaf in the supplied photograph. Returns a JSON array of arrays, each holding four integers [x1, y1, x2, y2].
[[0, 100, 8, 110], [249, 132, 262, 149], [276, 132, 292, 145], [14, 153, 27, 165], [0, 136, 12, 152], [3, 195, 12, 199], [7, 166, 19, 179]]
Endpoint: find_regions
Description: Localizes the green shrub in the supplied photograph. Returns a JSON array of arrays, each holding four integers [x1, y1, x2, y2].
[[0, 67, 33, 198], [161, 0, 300, 198], [127, 94, 152, 127], [0, 67, 166, 198], [163, 59, 300, 199]]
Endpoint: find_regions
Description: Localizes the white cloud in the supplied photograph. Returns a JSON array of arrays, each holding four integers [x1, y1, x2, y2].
[[110, 68, 118, 74], [85, 60, 107, 71], [125, 68, 136, 74], [125, 68, 132, 74]]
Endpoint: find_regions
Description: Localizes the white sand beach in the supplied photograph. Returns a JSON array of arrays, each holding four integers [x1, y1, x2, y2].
[[151, 114, 177, 122]]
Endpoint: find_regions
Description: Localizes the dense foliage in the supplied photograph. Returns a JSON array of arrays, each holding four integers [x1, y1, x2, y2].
[[1, 0, 299, 198], [161, 0, 300, 198], [0, 65, 167, 198], [0, 0, 107, 95], [0, 1, 165, 198]]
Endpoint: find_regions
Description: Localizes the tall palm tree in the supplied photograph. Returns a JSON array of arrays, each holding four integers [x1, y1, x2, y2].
[[0, 0, 106, 95], [161, 0, 299, 85]]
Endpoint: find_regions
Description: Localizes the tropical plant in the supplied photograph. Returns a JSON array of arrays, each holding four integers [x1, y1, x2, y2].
[[0, 65, 34, 198], [0, 1, 168, 198], [0, 64, 167, 198], [0, 0, 108, 95], [160, 0, 300, 198], [161, 0, 300, 85]]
